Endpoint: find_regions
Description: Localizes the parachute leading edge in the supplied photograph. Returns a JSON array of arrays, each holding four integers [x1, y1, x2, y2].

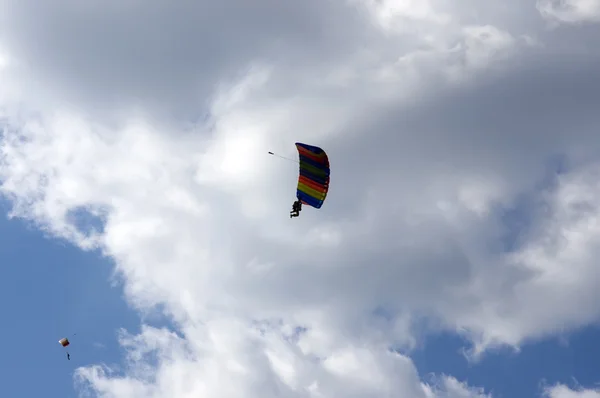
[[295, 143, 330, 209]]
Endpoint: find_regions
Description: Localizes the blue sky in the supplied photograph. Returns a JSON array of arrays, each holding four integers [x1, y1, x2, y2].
[[0, 201, 139, 397], [413, 327, 600, 397]]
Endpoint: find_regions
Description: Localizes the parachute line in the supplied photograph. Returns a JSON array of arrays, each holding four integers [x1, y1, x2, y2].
[[268, 151, 299, 164]]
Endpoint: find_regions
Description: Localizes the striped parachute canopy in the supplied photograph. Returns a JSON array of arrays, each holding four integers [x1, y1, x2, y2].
[[295, 143, 330, 209], [58, 338, 70, 347]]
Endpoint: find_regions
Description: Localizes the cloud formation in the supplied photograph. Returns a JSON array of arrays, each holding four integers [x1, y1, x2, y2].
[[545, 384, 600, 398], [1, 0, 600, 396], [537, 0, 600, 23]]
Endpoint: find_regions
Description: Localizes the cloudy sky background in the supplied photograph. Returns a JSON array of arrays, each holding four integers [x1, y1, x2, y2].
[[2, 0, 600, 396]]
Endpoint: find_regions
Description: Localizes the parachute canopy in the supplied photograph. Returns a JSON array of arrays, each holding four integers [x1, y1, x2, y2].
[[59, 338, 70, 347], [295, 143, 330, 209]]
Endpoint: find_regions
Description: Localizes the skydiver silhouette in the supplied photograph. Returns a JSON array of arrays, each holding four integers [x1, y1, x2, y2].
[[290, 200, 302, 218]]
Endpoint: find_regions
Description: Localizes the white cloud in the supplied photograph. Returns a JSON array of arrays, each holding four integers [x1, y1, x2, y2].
[[537, 0, 600, 23], [76, 323, 489, 398], [440, 161, 600, 347], [1, 0, 600, 397], [544, 384, 600, 398]]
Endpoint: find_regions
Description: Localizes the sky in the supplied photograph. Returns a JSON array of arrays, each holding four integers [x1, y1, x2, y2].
[[1, 0, 600, 397]]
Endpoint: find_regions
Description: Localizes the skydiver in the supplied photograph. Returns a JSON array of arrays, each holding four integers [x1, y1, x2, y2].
[[67, 353, 70, 360], [290, 200, 302, 218]]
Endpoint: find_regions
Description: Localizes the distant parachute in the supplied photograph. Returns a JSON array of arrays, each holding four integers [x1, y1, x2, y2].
[[59, 335, 75, 360], [294, 142, 330, 209]]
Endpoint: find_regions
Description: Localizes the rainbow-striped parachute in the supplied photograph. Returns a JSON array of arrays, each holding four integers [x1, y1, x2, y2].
[[295, 143, 330, 209]]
